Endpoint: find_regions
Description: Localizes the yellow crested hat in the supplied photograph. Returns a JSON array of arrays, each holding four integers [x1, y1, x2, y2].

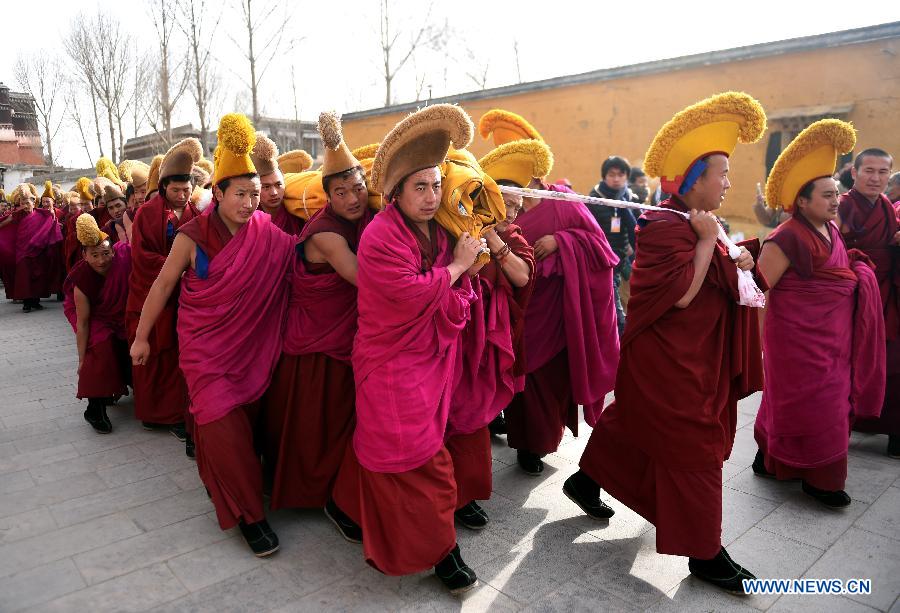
[[644, 91, 767, 195], [74, 177, 96, 204], [213, 113, 257, 185], [765, 119, 856, 212], [478, 109, 544, 146], [118, 159, 151, 189], [41, 180, 54, 200], [277, 150, 314, 174], [319, 111, 360, 177], [95, 157, 124, 189], [75, 213, 108, 247], [160, 138, 203, 180], [147, 154, 164, 194], [196, 157, 214, 178], [250, 132, 279, 176], [478, 139, 554, 187], [372, 104, 473, 197], [351, 143, 380, 162], [283, 170, 327, 220]]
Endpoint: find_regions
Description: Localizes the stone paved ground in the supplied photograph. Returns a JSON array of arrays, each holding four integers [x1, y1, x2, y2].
[[0, 297, 898, 613]]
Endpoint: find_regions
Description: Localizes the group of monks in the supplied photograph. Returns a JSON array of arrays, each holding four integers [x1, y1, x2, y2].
[[0, 90, 897, 597]]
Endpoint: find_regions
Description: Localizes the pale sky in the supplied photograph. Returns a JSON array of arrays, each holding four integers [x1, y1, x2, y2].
[[5, 0, 899, 167]]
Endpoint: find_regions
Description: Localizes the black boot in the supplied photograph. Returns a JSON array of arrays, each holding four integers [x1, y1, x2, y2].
[[488, 412, 507, 436], [516, 450, 544, 476], [434, 544, 478, 595], [455, 501, 489, 530], [83, 399, 112, 434], [888, 435, 900, 459], [238, 518, 279, 557], [688, 547, 756, 594], [563, 471, 614, 519], [751, 449, 775, 478], [801, 481, 851, 509], [185, 434, 195, 459], [324, 498, 363, 543]]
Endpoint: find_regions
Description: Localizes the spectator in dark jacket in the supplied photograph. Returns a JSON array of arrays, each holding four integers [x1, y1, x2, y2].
[[585, 156, 638, 337]]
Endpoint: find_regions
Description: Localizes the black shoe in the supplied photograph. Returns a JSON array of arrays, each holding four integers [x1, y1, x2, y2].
[[238, 519, 279, 557], [434, 545, 478, 595], [751, 450, 776, 478], [324, 498, 363, 543], [563, 472, 615, 519], [84, 403, 112, 434], [488, 412, 507, 436], [168, 422, 187, 442], [56, 292, 63, 301], [455, 501, 489, 530], [22, 304, 32, 313], [32, 301, 44, 311], [517, 450, 544, 476], [689, 547, 756, 594], [888, 435, 900, 459], [801, 481, 851, 509], [185, 434, 195, 459]]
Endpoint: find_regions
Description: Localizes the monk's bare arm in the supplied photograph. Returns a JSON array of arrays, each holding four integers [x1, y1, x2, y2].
[[484, 228, 530, 287], [74, 287, 91, 371], [674, 210, 720, 309], [0, 216, 11, 228], [131, 233, 193, 364], [307, 232, 358, 286], [756, 242, 790, 290]]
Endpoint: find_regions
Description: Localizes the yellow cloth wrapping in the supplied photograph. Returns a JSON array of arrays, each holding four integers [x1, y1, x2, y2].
[[283, 169, 383, 220], [436, 149, 506, 265]]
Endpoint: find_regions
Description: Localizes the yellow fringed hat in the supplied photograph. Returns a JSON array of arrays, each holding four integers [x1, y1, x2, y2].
[[479, 139, 554, 187], [213, 113, 257, 186], [250, 133, 279, 176], [11, 183, 38, 203], [644, 91, 767, 195], [478, 109, 544, 146], [278, 150, 314, 174], [74, 177, 96, 204], [196, 158, 214, 178], [41, 180, 54, 200], [75, 213, 108, 247], [283, 171, 327, 220], [95, 157, 124, 189], [147, 155, 164, 194], [160, 138, 203, 180], [372, 103, 474, 197], [318, 111, 360, 177], [765, 119, 856, 212], [351, 143, 380, 162]]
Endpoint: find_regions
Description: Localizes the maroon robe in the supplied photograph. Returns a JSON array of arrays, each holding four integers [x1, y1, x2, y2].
[[102, 218, 128, 246], [264, 203, 304, 237], [0, 214, 18, 297], [839, 188, 900, 436], [579, 196, 764, 558], [262, 206, 368, 509], [126, 193, 198, 425], [11, 209, 63, 301]]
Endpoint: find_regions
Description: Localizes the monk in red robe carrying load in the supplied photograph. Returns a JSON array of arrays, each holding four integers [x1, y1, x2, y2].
[[566, 92, 767, 594]]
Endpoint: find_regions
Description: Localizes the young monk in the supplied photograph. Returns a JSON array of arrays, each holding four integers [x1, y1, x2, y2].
[[250, 135, 305, 236], [131, 113, 296, 557], [566, 92, 767, 594], [0, 183, 63, 312], [100, 184, 130, 245], [331, 104, 483, 594], [65, 179, 97, 273], [838, 148, 899, 458], [755, 120, 885, 507], [478, 109, 619, 476], [440, 147, 535, 530], [127, 139, 202, 450], [63, 214, 132, 434]]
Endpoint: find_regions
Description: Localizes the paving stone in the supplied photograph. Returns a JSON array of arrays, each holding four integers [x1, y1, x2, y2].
[[757, 494, 870, 550], [0, 471, 107, 519], [0, 442, 79, 475], [855, 486, 900, 541], [49, 474, 181, 527], [0, 558, 85, 612], [0, 506, 58, 545], [29, 444, 147, 485], [166, 536, 265, 592], [152, 566, 300, 613], [0, 469, 34, 495], [126, 487, 214, 531]]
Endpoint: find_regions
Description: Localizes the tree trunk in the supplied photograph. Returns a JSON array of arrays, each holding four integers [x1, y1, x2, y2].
[[90, 85, 104, 157], [247, 0, 259, 123]]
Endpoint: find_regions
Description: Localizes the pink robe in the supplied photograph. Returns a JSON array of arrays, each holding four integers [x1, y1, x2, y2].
[[11, 209, 63, 300], [177, 209, 295, 425], [352, 203, 476, 473], [755, 218, 884, 486]]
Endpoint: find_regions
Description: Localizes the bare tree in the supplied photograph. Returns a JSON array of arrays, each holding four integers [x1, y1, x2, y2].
[[67, 82, 95, 166], [14, 53, 68, 167], [147, 0, 191, 148], [66, 12, 131, 162], [378, 0, 447, 106], [229, 0, 297, 124], [462, 48, 490, 90], [513, 39, 522, 84], [177, 0, 221, 153]]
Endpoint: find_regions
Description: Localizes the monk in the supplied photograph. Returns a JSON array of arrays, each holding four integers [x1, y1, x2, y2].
[[332, 104, 482, 594], [65, 179, 96, 273], [63, 214, 132, 434], [442, 150, 535, 530], [131, 113, 295, 557], [127, 139, 202, 452], [838, 148, 899, 458], [0, 184, 63, 312], [756, 133, 885, 507], [476, 113, 620, 476], [100, 184, 130, 245], [567, 92, 766, 594], [250, 134, 305, 236], [262, 113, 371, 538]]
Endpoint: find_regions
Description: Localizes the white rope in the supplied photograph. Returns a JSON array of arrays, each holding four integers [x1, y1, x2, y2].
[[499, 185, 765, 308]]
